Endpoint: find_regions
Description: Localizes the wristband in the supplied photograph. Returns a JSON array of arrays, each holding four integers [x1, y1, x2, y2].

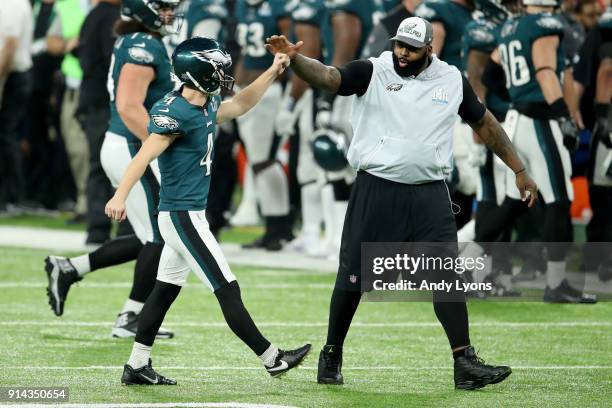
[[514, 168, 526, 175], [549, 98, 570, 118]]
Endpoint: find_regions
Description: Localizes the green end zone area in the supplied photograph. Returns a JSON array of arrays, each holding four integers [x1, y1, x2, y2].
[[0, 247, 611, 407]]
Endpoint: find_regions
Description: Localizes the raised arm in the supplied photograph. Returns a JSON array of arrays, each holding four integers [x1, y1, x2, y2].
[[217, 53, 290, 124], [266, 35, 342, 94], [105, 134, 175, 220]]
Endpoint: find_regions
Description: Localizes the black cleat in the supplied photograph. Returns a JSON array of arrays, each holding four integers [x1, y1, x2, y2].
[[121, 359, 176, 385], [454, 346, 512, 390], [317, 345, 343, 385], [111, 311, 174, 339], [45, 256, 82, 316], [544, 279, 597, 304], [266, 344, 311, 378]]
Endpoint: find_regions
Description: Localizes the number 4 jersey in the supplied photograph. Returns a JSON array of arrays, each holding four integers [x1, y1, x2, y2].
[[498, 12, 566, 104], [148, 91, 221, 211]]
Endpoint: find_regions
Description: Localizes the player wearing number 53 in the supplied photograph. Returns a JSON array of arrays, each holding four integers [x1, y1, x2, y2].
[[105, 37, 311, 386]]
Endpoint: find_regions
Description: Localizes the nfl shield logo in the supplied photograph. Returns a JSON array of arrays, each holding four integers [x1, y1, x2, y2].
[[349, 275, 357, 284]]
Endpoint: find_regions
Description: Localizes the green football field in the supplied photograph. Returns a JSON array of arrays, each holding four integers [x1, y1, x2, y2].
[[1, 246, 611, 408]]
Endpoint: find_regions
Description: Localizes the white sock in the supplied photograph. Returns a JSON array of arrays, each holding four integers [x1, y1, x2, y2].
[[70, 255, 91, 277], [256, 163, 290, 216], [127, 342, 151, 369], [259, 343, 279, 367], [301, 183, 322, 236], [320, 184, 335, 247], [121, 299, 144, 315], [241, 165, 257, 207], [546, 261, 566, 289], [332, 200, 348, 251], [457, 219, 476, 242]]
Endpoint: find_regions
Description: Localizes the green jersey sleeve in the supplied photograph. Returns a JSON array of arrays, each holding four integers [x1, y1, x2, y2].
[[122, 33, 167, 68], [532, 14, 565, 41], [464, 20, 497, 54], [148, 94, 186, 137]]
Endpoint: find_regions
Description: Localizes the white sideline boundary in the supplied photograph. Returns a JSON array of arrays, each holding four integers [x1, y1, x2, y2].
[[0, 282, 331, 289], [0, 226, 337, 272], [0, 403, 297, 408], [1, 321, 610, 328], [3, 365, 612, 371]]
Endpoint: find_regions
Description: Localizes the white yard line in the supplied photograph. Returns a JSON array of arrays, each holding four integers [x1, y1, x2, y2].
[[0, 403, 297, 408], [3, 365, 611, 371], [0, 321, 610, 328], [0, 282, 332, 289]]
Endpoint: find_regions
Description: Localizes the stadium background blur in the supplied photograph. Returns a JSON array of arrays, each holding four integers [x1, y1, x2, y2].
[[0, 0, 612, 406]]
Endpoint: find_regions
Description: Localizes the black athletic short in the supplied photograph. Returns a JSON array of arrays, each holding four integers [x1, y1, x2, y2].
[[336, 171, 458, 292]]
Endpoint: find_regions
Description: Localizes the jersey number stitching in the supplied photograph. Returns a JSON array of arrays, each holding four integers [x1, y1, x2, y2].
[[499, 40, 530, 88], [200, 132, 214, 176], [237, 22, 266, 58]]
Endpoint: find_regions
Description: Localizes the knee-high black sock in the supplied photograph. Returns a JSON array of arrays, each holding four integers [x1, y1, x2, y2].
[[88, 235, 143, 272], [326, 288, 361, 347], [134, 280, 181, 347], [129, 242, 163, 303], [215, 281, 271, 356], [433, 297, 471, 350]]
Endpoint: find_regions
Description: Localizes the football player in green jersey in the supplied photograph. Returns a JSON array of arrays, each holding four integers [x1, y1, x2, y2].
[[232, 0, 294, 247], [312, 0, 386, 259], [45, 0, 182, 338], [485, 0, 597, 303], [575, 8, 612, 281], [105, 37, 310, 385], [277, 0, 333, 257]]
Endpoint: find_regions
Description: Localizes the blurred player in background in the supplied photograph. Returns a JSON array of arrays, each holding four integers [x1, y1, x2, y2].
[[416, 0, 478, 228], [314, 0, 385, 258], [278, 0, 333, 256], [485, 0, 597, 303], [575, 7, 612, 281], [234, 0, 294, 251], [44, 0, 182, 337], [361, 0, 419, 59], [164, 0, 227, 53], [104, 37, 310, 385], [458, 0, 517, 295]]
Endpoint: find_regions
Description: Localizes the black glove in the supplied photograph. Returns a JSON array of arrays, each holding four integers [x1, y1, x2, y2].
[[594, 103, 612, 149], [550, 98, 579, 152], [558, 116, 580, 152]]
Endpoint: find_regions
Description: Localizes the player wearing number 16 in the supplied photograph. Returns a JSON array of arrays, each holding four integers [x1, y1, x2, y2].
[[105, 37, 311, 385]]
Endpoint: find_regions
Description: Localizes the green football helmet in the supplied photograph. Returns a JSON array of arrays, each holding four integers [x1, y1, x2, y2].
[[172, 37, 234, 95], [311, 128, 349, 172], [121, 0, 183, 35]]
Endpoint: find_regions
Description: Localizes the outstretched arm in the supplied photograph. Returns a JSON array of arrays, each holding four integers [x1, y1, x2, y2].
[[266, 35, 342, 94], [217, 53, 290, 124], [105, 134, 175, 220]]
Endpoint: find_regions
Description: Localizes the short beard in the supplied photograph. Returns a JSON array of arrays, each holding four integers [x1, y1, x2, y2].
[[392, 52, 430, 78]]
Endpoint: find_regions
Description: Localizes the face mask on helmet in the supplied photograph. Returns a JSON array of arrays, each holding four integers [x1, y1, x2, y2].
[[173, 39, 235, 96], [148, 0, 184, 35]]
